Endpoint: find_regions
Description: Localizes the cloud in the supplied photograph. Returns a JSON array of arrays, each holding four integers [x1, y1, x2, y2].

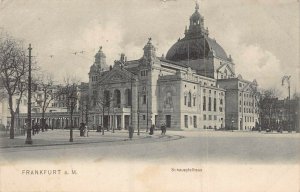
[[235, 44, 283, 89]]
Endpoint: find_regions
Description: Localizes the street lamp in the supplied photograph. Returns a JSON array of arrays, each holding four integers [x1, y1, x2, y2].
[[231, 117, 234, 132], [129, 73, 134, 139], [68, 95, 77, 142], [282, 75, 291, 132], [25, 44, 33, 144]]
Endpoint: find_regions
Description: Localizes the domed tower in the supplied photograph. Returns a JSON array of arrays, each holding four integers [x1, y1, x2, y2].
[[166, 2, 235, 79], [89, 47, 106, 105], [186, 2, 208, 38], [141, 38, 157, 65]]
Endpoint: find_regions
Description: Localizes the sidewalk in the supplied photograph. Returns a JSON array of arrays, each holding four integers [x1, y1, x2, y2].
[[0, 129, 151, 148]]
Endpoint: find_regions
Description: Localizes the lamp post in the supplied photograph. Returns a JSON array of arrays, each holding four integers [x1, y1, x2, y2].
[[231, 117, 234, 132], [129, 73, 134, 139], [282, 75, 291, 132], [137, 92, 140, 135], [68, 95, 76, 142], [25, 44, 32, 144]]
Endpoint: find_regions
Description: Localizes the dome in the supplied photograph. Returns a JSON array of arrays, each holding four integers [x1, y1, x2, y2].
[[166, 2, 228, 62], [166, 36, 228, 61]]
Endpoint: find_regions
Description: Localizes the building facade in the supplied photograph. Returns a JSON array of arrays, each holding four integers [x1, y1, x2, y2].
[[1, 3, 260, 131]]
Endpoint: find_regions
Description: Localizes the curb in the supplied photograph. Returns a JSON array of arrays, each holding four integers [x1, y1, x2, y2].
[[0, 135, 159, 149]]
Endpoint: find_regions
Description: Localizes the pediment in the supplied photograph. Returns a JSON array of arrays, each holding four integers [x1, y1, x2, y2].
[[242, 82, 256, 92], [217, 63, 234, 76], [99, 67, 136, 84]]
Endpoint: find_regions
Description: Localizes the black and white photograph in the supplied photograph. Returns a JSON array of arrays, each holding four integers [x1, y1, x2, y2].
[[0, 0, 299, 191]]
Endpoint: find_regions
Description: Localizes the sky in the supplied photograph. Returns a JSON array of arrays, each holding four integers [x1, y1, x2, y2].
[[0, 0, 299, 98]]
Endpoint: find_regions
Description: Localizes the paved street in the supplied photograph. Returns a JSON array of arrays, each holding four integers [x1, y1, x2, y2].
[[1, 129, 299, 163]]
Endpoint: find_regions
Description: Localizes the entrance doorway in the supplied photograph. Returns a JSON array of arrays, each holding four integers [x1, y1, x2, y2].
[[166, 115, 171, 128], [116, 115, 121, 130], [124, 115, 130, 130]]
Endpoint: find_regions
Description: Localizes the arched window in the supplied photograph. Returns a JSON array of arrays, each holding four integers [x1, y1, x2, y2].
[[114, 89, 121, 108], [188, 92, 192, 107], [165, 92, 173, 107], [125, 89, 131, 106], [104, 90, 110, 107]]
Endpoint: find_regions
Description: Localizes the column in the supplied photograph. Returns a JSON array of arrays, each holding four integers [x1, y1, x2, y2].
[[121, 115, 124, 129]]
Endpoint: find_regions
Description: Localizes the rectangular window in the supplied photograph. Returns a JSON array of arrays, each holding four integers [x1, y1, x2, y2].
[[184, 115, 188, 128], [213, 98, 216, 112], [184, 96, 187, 105], [140, 70, 148, 77], [143, 95, 146, 104], [209, 115, 212, 120], [208, 97, 212, 111], [143, 115, 146, 120], [193, 116, 197, 128], [203, 96, 206, 111], [193, 97, 196, 106], [220, 99, 223, 105], [203, 114, 206, 120], [219, 107, 223, 112], [214, 115, 217, 120]]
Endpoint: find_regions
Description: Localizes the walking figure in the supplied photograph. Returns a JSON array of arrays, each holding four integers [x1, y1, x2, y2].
[[84, 125, 88, 137], [161, 123, 166, 135], [149, 124, 154, 135]]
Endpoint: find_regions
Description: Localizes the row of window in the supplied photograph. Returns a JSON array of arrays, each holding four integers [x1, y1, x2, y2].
[[239, 92, 255, 99], [239, 100, 255, 107], [245, 116, 255, 123], [184, 115, 223, 129], [203, 114, 218, 121], [91, 76, 98, 82], [184, 93, 196, 107], [140, 70, 148, 77], [203, 97, 223, 112], [184, 115, 197, 128], [100, 89, 132, 107], [203, 89, 224, 96], [239, 107, 256, 114]]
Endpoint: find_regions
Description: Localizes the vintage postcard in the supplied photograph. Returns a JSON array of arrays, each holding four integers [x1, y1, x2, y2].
[[0, 0, 299, 191]]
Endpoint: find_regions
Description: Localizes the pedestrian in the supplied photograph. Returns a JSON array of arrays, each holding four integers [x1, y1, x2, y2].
[[84, 125, 88, 137], [79, 123, 84, 136], [129, 125, 133, 140], [45, 123, 49, 131], [149, 124, 154, 135], [161, 123, 166, 135], [163, 124, 167, 135]]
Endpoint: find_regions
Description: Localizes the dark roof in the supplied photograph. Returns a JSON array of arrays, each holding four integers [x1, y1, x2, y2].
[[159, 58, 188, 68], [166, 36, 228, 61]]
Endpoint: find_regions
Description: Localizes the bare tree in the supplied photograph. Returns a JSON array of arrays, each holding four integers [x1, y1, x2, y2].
[[94, 84, 115, 135], [60, 77, 79, 142], [33, 73, 60, 131], [0, 33, 29, 139], [259, 88, 281, 130]]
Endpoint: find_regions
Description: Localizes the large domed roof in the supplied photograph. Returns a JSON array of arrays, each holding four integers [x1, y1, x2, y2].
[[166, 36, 228, 61], [165, 2, 228, 62]]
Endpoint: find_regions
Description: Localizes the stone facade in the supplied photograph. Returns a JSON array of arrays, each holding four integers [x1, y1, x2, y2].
[[1, 2, 259, 131], [218, 76, 259, 130], [87, 37, 226, 130]]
